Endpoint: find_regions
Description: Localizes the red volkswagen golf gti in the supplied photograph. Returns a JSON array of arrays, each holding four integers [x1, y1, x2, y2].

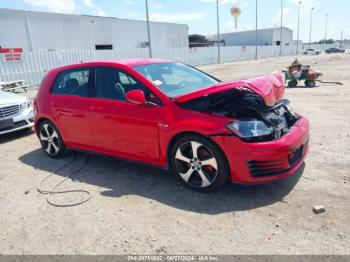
[[34, 59, 309, 191]]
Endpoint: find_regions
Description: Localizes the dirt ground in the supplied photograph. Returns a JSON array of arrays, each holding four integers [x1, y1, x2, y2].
[[0, 53, 349, 255]]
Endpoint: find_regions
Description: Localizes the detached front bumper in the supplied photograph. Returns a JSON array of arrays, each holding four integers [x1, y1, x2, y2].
[[213, 117, 310, 184], [0, 108, 35, 135]]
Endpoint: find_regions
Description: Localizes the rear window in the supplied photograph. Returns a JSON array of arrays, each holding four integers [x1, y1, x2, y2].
[[51, 68, 90, 97]]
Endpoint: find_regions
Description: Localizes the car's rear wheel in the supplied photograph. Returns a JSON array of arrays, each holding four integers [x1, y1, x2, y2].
[[171, 135, 229, 192], [39, 120, 66, 158]]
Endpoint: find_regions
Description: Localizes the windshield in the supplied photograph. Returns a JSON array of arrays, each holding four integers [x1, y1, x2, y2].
[[132, 62, 220, 97]]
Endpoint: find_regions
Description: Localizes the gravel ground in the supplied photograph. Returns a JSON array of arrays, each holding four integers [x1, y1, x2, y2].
[[0, 53, 349, 255]]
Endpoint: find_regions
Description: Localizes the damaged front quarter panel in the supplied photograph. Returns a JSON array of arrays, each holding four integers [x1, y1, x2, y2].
[[179, 85, 300, 142]]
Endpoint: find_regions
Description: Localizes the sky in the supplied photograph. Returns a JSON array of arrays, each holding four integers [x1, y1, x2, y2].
[[0, 0, 349, 42]]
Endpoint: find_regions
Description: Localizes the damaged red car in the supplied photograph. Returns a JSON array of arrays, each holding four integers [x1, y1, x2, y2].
[[34, 59, 309, 191]]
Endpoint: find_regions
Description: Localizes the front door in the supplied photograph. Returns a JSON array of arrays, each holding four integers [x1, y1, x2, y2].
[[89, 66, 160, 164]]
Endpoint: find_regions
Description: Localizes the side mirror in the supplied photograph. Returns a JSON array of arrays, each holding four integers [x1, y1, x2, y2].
[[125, 89, 147, 105]]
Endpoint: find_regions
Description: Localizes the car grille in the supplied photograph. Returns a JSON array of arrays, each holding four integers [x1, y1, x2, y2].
[[248, 139, 308, 178], [0, 104, 21, 119], [288, 138, 309, 166], [247, 160, 289, 178]]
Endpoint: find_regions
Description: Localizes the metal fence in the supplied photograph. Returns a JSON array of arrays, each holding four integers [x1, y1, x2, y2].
[[0, 44, 346, 85]]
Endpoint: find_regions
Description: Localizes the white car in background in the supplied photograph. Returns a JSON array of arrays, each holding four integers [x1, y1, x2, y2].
[[303, 48, 321, 55], [0, 90, 34, 135]]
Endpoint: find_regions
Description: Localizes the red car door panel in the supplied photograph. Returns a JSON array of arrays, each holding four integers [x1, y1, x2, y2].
[[90, 98, 160, 163], [50, 95, 93, 147], [48, 67, 93, 147]]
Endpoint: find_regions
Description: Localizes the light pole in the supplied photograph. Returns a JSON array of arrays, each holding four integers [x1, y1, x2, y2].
[[216, 0, 221, 63], [145, 0, 152, 58], [340, 29, 344, 49], [324, 13, 328, 47], [279, 0, 283, 56], [296, 1, 301, 54], [255, 0, 258, 59], [308, 7, 314, 48]]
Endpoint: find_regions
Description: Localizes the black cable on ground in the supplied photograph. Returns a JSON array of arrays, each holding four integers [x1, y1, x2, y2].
[[37, 153, 92, 207], [316, 80, 343, 85]]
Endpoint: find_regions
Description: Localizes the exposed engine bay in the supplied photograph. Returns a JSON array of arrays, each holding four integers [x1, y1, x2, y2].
[[179, 88, 300, 142]]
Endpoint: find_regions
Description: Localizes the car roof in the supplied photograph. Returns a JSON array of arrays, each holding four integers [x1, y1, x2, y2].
[[114, 58, 175, 66], [49, 58, 175, 73]]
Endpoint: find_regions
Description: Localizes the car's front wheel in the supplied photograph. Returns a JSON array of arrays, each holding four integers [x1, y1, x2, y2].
[[171, 135, 229, 192], [39, 120, 66, 158]]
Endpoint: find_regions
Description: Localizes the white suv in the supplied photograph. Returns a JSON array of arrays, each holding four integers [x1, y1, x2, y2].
[[0, 90, 34, 135]]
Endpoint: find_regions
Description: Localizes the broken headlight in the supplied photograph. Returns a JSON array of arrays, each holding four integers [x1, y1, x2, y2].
[[227, 119, 273, 140]]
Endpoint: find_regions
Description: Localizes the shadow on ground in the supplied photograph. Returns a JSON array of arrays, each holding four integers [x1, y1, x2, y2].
[[0, 128, 35, 145], [19, 149, 304, 214]]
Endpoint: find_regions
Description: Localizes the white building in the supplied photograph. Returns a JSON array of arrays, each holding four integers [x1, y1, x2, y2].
[[0, 8, 189, 51], [207, 27, 293, 47]]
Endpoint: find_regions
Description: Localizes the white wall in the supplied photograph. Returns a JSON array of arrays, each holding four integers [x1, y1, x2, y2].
[[0, 8, 189, 51], [0, 45, 294, 85], [272, 28, 293, 46], [1, 44, 349, 85], [207, 27, 293, 46]]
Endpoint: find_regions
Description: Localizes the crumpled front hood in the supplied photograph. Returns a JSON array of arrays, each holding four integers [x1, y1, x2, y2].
[[0, 90, 27, 106], [174, 73, 285, 107], [244, 73, 285, 107]]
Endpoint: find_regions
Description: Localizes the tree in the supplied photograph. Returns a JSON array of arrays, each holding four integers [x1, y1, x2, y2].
[[317, 39, 335, 44]]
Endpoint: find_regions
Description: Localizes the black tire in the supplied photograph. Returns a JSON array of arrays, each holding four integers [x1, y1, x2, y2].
[[38, 120, 66, 158], [288, 80, 298, 88], [170, 135, 230, 192], [305, 80, 316, 88]]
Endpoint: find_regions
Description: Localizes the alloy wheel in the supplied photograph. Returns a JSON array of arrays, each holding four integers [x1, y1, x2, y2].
[[174, 141, 218, 188], [40, 123, 60, 156]]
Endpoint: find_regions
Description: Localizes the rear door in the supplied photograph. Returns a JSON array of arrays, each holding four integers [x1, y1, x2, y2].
[[89, 66, 160, 164], [50, 67, 94, 147]]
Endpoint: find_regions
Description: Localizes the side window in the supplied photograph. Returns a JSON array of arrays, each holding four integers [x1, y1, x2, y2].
[[119, 72, 137, 85], [95, 67, 127, 101], [51, 68, 90, 97], [94, 67, 160, 104]]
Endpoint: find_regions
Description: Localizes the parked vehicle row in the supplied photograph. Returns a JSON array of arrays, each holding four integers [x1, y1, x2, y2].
[[303, 47, 345, 55]]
